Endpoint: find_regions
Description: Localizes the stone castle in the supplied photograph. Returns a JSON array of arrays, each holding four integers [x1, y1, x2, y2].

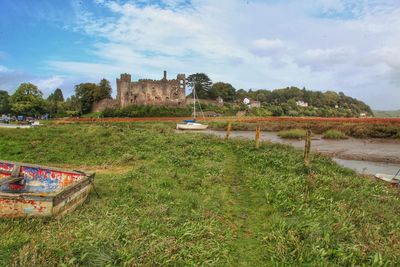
[[116, 71, 186, 107]]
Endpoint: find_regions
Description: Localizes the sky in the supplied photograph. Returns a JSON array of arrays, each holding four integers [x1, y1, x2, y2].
[[0, 0, 399, 110]]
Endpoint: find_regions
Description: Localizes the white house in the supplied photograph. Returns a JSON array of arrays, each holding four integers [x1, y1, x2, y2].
[[243, 97, 250, 105], [296, 100, 309, 107]]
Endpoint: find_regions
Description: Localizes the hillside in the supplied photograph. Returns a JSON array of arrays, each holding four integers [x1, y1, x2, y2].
[[100, 87, 373, 118], [233, 87, 373, 117], [374, 110, 400, 118]]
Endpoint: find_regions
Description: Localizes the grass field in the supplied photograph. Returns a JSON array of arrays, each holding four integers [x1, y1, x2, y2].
[[1, 122, 400, 266], [207, 118, 400, 139]]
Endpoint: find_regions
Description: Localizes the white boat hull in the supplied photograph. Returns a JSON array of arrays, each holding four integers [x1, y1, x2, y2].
[[176, 123, 208, 130], [0, 123, 32, 129]]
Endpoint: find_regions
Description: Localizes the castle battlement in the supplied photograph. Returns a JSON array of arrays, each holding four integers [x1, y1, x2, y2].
[[116, 71, 186, 107]]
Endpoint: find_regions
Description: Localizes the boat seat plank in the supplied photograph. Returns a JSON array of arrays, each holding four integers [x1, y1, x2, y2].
[[0, 165, 23, 186]]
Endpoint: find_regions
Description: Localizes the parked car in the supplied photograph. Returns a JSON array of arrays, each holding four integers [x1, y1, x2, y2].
[[0, 115, 10, 123]]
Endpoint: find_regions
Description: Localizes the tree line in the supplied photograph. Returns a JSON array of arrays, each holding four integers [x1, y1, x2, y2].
[[0, 79, 112, 117], [0, 73, 373, 118], [187, 73, 373, 117]]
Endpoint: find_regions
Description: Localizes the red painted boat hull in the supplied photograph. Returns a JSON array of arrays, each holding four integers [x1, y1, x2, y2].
[[0, 161, 94, 218]]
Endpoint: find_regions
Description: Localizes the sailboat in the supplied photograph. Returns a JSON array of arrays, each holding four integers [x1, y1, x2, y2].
[[176, 84, 208, 130]]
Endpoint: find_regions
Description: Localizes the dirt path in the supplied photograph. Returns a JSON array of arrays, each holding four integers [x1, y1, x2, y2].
[[222, 145, 267, 266]]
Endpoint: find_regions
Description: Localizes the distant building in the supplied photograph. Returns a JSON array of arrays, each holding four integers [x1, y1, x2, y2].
[[249, 101, 261, 108], [242, 97, 260, 108], [216, 96, 224, 106], [360, 113, 367, 118], [296, 100, 309, 107], [116, 71, 186, 107]]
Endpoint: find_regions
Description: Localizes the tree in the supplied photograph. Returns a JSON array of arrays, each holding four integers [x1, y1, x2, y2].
[[186, 73, 212, 99], [74, 83, 97, 114], [235, 89, 247, 101], [95, 78, 112, 101], [10, 83, 46, 116], [209, 82, 236, 101], [47, 88, 64, 102], [0, 90, 11, 114], [47, 88, 65, 116], [64, 95, 81, 116]]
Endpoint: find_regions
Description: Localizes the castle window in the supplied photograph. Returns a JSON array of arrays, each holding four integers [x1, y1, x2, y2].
[[180, 80, 184, 84], [180, 85, 184, 89]]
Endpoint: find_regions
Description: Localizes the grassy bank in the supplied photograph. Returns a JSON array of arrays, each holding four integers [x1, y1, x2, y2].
[[278, 129, 307, 139], [1, 123, 400, 265], [208, 119, 400, 139]]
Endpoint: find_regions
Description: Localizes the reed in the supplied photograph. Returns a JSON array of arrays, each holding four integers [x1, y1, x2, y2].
[[1, 122, 400, 266]]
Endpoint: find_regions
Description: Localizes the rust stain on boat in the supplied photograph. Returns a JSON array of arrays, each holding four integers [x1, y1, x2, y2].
[[0, 160, 95, 218]]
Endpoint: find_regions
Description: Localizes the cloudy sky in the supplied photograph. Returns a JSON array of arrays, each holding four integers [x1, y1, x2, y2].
[[0, 0, 399, 110]]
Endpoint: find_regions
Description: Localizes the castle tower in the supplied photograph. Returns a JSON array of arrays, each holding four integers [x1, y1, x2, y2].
[[116, 73, 132, 107], [177, 74, 186, 102]]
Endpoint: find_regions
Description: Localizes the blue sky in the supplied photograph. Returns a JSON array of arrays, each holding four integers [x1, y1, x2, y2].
[[0, 0, 399, 109]]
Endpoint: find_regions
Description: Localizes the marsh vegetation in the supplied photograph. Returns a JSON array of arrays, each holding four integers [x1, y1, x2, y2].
[[1, 123, 400, 265]]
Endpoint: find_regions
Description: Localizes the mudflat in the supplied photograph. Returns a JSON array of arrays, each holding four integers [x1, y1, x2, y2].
[[200, 130, 400, 164]]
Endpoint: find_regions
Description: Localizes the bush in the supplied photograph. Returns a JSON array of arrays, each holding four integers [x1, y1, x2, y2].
[[322, 130, 348, 139], [278, 129, 307, 139]]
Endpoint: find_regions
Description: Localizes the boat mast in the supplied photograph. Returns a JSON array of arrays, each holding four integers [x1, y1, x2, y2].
[[193, 83, 196, 119]]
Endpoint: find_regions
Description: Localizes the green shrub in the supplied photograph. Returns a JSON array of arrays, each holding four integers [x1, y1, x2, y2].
[[322, 130, 348, 139], [278, 129, 307, 139]]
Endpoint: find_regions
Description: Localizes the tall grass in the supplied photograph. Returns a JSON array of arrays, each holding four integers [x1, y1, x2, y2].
[[208, 119, 400, 139], [1, 123, 400, 265], [323, 129, 348, 139], [278, 129, 307, 139]]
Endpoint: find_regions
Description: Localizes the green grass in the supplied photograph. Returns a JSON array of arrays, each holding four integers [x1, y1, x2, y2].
[[278, 129, 307, 139], [81, 112, 102, 118], [374, 110, 400, 118], [323, 130, 348, 140], [1, 122, 400, 265], [208, 120, 400, 139]]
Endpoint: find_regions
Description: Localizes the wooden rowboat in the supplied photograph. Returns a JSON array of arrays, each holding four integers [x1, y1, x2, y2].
[[375, 173, 400, 188], [0, 160, 94, 218]]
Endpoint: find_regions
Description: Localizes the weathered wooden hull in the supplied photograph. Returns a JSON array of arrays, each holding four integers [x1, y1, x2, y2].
[[375, 173, 400, 188], [0, 161, 94, 218]]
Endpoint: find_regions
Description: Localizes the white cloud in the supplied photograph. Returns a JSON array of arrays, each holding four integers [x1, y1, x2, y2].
[[0, 66, 79, 98], [372, 47, 400, 68], [47, 61, 121, 78], [298, 47, 356, 69], [45, 0, 400, 110], [0, 65, 10, 72], [33, 76, 64, 96], [250, 39, 289, 57]]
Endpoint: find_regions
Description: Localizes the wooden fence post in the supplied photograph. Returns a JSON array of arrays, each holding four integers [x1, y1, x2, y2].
[[255, 126, 261, 149], [304, 129, 311, 167], [226, 122, 232, 140]]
